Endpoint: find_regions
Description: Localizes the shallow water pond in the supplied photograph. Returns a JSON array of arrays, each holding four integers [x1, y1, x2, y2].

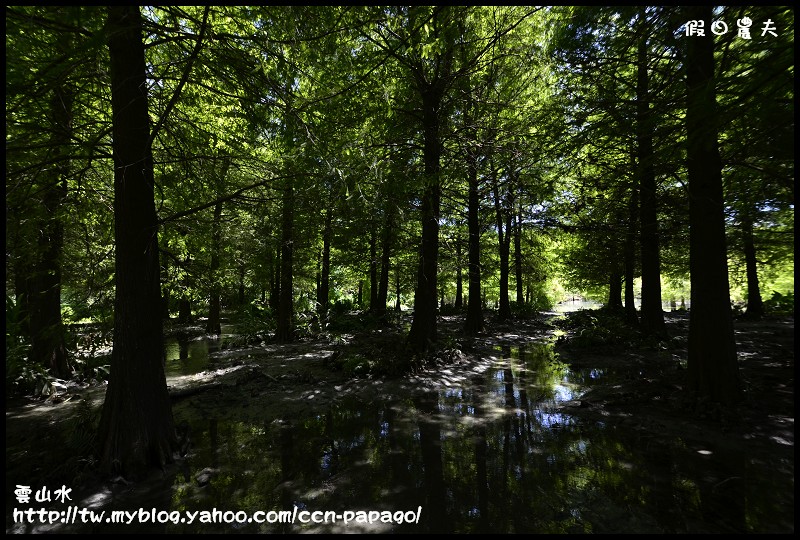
[[8, 341, 793, 534], [163, 324, 237, 377]]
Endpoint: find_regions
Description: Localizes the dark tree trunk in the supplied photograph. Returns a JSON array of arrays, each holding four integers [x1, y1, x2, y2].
[[29, 67, 72, 379], [624, 173, 639, 326], [29, 220, 70, 378], [498, 225, 511, 319], [315, 255, 321, 307], [206, 201, 222, 335], [276, 181, 294, 342], [369, 228, 379, 312], [317, 206, 332, 316], [514, 205, 524, 306], [162, 288, 170, 320], [270, 246, 280, 312], [377, 202, 395, 317], [178, 298, 192, 324], [13, 264, 31, 337], [408, 88, 442, 352], [206, 155, 229, 334], [464, 144, 483, 335], [685, 5, 740, 404], [607, 271, 623, 311], [455, 18, 486, 333], [637, 24, 665, 336], [161, 255, 170, 319], [395, 267, 401, 312], [238, 262, 245, 306], [491, 173, 513, 321], [376, 244, 391, 315], [98, 5, 176, 476], [742, 215, 763, 318], [455, 239, 463, 309]]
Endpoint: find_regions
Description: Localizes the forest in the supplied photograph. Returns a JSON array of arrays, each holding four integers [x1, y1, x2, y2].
[[5, 5, 794, 534]]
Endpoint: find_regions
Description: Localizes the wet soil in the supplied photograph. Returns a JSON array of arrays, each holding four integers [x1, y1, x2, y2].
[[5, 311, 794, 533], [556, 312, 794, 447]]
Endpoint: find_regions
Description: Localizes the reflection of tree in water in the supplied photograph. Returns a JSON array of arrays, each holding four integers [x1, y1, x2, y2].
[[160, 343, 773, 533], [470, 374, 489, 533], [517, 344, 533, 445], [415, 391, 448, 533], [278, 418, 294, 533], [178, 332, 189, 363], [500, 345, 514, 530]]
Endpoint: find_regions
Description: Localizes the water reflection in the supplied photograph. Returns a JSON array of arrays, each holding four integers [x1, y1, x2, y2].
[[163, 324, 235, 376], [21, 341, 792, 533]]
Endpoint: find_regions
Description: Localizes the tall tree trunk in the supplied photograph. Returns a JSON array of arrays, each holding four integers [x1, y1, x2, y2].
[[455, 238, 463, 309], [13, 261, 31, 338], [514, 204, 524, 306], [637, 22, 665, 336], [161, 256, 170, 319], [624, 172, 639, 326], [29, 56, 73, 379], [464, 146, 483, 335], [491, 173, 513, 321], [395, 266, 401, 312], [317, 205, 332, 316], [98, 5, 176, 476], [607, 271, 623, 311], [369, 228, 379, 312], [270, 245, 280, 312], [238, 262, 245, 306], [377, 202, 395, 317], [408, 87, 442, 352], [276, 180, 294, 342], [741, 215, 763, 318], [498, 222, 512, 319], [178, 298, 192, 324], [315, 253, 321, 307], [206, 201, 222, 335], [207, 155, 229, 334], [685, 5, 740, 404]]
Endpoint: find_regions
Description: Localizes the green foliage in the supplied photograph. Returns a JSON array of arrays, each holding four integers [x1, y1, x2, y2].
[[69, 397, 100, 457], [763, 291, 794, 316], [70, 355, 110, 384], [341, 354, 375, 377], [5, 295, 59, 397], [7, 363, 55, 398], [228, 302, 275, 343], [49, 397, 102, 485], [330, 298, 357, 316], [325, 311, 388, 335], [510, 301, 538, 318], [4, 6, 793, 396], [555, 309, 642, 353], [438, 303, 464, 316]]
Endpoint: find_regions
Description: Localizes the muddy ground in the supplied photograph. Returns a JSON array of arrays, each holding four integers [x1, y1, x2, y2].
[[5, 310, 794, 533]]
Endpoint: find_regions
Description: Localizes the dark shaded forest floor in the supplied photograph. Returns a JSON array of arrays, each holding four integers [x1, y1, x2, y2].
[[5, 309, 794, 533]]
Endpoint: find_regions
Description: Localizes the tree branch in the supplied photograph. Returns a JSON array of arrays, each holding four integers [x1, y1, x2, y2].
[[147, 6, 210, 150]]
